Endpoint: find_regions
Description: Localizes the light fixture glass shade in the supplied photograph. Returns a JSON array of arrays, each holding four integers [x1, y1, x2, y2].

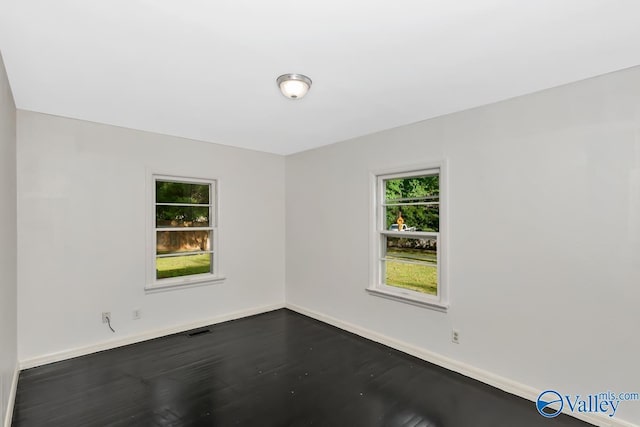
[[277, 74, 312, 99]]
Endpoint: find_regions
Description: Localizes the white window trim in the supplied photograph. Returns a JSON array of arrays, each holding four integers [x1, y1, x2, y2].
[[367, 161, 449, 311], [146, 173, 225, 293]]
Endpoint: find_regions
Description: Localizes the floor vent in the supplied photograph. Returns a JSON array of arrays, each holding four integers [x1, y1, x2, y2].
[[186, 329, 211, 338]]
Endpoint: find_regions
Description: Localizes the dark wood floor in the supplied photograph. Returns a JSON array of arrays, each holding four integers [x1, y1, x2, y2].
[[13, 309, 588, 427]]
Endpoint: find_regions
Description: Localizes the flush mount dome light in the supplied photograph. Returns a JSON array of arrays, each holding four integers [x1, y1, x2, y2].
[[277, 73, 312, 100]]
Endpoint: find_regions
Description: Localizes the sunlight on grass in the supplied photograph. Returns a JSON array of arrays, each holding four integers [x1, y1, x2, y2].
[[385, 261, 437, 295], [156, 254, 211, 279]]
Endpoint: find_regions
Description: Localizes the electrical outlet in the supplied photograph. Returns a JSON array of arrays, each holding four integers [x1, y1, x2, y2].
[[102, 312, 110, 324], [133, 309, 141, 320], [452, 329, 460, 344]]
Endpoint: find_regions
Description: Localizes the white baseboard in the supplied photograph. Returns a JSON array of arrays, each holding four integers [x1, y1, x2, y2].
[[20, 303, 284, 370], [285, 303, 637, 427], [3, 363, 19, 427]]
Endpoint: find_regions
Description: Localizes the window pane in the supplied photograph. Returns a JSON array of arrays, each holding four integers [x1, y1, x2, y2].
[[384, 236, 437, 295], [386, 236, 437, 263], [384, 175, 439, 232], [385, 175, 438, 202], [384, 260, 437, 296], [385, 204, 439, 232], [156, 253, 212, 279], [156, 206, 210, 228], [156, 180, 210, 204], [157, 230, 211, 254]]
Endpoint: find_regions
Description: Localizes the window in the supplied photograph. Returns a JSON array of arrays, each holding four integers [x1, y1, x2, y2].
[[368, 164, 448, 310], [147, 175, 223, 291]]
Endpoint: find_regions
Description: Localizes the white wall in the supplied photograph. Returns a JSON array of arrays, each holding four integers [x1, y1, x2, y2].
[[286, 66, 640, 423], [17, 111, 285, 362], [0, 51, 17, 426]]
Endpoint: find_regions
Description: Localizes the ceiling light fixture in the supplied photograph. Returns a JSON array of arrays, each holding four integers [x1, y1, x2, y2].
[[277, 73, 312, 100]]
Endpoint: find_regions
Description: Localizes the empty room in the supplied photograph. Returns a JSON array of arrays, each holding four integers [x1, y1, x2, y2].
[[1, 1, 639, 426]]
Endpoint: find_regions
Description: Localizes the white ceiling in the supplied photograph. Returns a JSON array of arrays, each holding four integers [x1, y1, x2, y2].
[[1, 1, 639, 155]]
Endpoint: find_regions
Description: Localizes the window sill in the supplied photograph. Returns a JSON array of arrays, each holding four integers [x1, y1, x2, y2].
[[366, 287, 448, 312], [145, 275, 226, 294]]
